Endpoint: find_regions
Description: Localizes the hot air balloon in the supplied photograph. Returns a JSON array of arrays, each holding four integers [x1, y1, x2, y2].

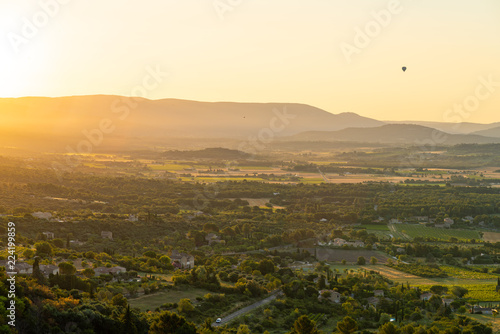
[[402, 66, 407, 72]]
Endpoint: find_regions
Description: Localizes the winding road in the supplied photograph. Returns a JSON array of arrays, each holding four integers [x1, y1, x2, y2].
[[212, 291, 280, 327]]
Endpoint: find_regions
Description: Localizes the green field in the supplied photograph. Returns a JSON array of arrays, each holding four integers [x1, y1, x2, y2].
[[128, 287, 210, 312], [467, 314, 500, 334], [365, 265, 499, 289], [391, 224, 481, 241], [357, 224, 390, 231], [441, 266, 499, 280]]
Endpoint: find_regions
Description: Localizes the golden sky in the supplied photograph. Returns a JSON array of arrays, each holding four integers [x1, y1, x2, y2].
[[1, 0, 499, 123]]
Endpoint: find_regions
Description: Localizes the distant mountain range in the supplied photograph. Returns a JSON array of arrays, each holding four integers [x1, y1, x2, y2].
[[385, 120, 500, 136], [287, 124, 500, 145], [0, 95, 499, 150], [0, 95, 382, 138]]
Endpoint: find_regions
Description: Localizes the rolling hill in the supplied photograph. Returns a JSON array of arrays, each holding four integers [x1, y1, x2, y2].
[[1, 95, 500, 151], [471, 126, 500, 138], [0, 95, 383, 139], [386, 121, 500, 135], [288, 124, 500, 145]]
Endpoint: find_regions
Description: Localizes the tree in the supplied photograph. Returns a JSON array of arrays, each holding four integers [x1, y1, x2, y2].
[[35, 241, 53, 256], [378, 322, 399, 334], [337, 316, 358, 334], [32, 257, 46, 284], [291, 315, 319, 334], [430, 285, 448, 295], [122, 305, 137, 334], [52, 238, 65, 248], [111, 294, 128, 308], [357, 256, 366, 265], [143, 250, 157, 258], [236, 324, 251, 334], [451, 286, 468, 298], [178, 298, 194, 313], [82, 268, 95, 278], [23, 249, 34, 259], [259, 259, 275, 275], [370, 256, 378, 265], [58, 261, 76, 275], [159, 255, 172, 264], [149, 311, 197, 334]]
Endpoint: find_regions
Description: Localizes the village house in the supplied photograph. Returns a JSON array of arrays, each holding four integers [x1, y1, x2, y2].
[[42, 231, 55, 240], [472, 306, 492, 315], [374, 290, 385, 297], [367, 297, 380, 306], [441, 298, 455, 306], [171, 250, 195, 269], [94, 266, 126, 276], [32, 212, 52, 220], [444, 218, 454, 225], [420, 292, 433, 301], [333, 238, 347, 246], [352, 240, 365, 248], [70, 240, 85, 246], [313, 276, 329, 287], [331, 238, 365, 248], [101, 231, 113, 240], [39, 264, 59, 276], [127, 214, 138, 222], [462, 216, 474, 223], [205, 233, 225, 245], [0, 260, 33, 274], [318, 290, 341, 303]]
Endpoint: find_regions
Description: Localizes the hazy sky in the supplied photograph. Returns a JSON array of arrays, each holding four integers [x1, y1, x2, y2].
[[1, 0, 499, 122]]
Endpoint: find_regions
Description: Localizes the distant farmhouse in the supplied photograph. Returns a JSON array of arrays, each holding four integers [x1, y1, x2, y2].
[[94, 266, 126, 276], [171, 250, 195, 269]]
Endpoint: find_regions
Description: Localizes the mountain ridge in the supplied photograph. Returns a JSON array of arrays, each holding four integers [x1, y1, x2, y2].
[[287, 124, 500, 145]]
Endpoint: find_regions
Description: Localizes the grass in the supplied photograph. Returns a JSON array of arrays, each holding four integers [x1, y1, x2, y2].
[[440, 266, 498, 280], [357, 224, 390, 231], [128, 287, 210, 312], [391, 224, 481, 241], [366, 265, 499, 288]]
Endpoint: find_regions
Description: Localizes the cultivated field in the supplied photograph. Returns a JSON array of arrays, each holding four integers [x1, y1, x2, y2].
[[483, 232, 500, 243], [391, 224, 482, 241], [361, 265, 438, 285], [364, 264, 499, 289], [128, 288, 210, 312]]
